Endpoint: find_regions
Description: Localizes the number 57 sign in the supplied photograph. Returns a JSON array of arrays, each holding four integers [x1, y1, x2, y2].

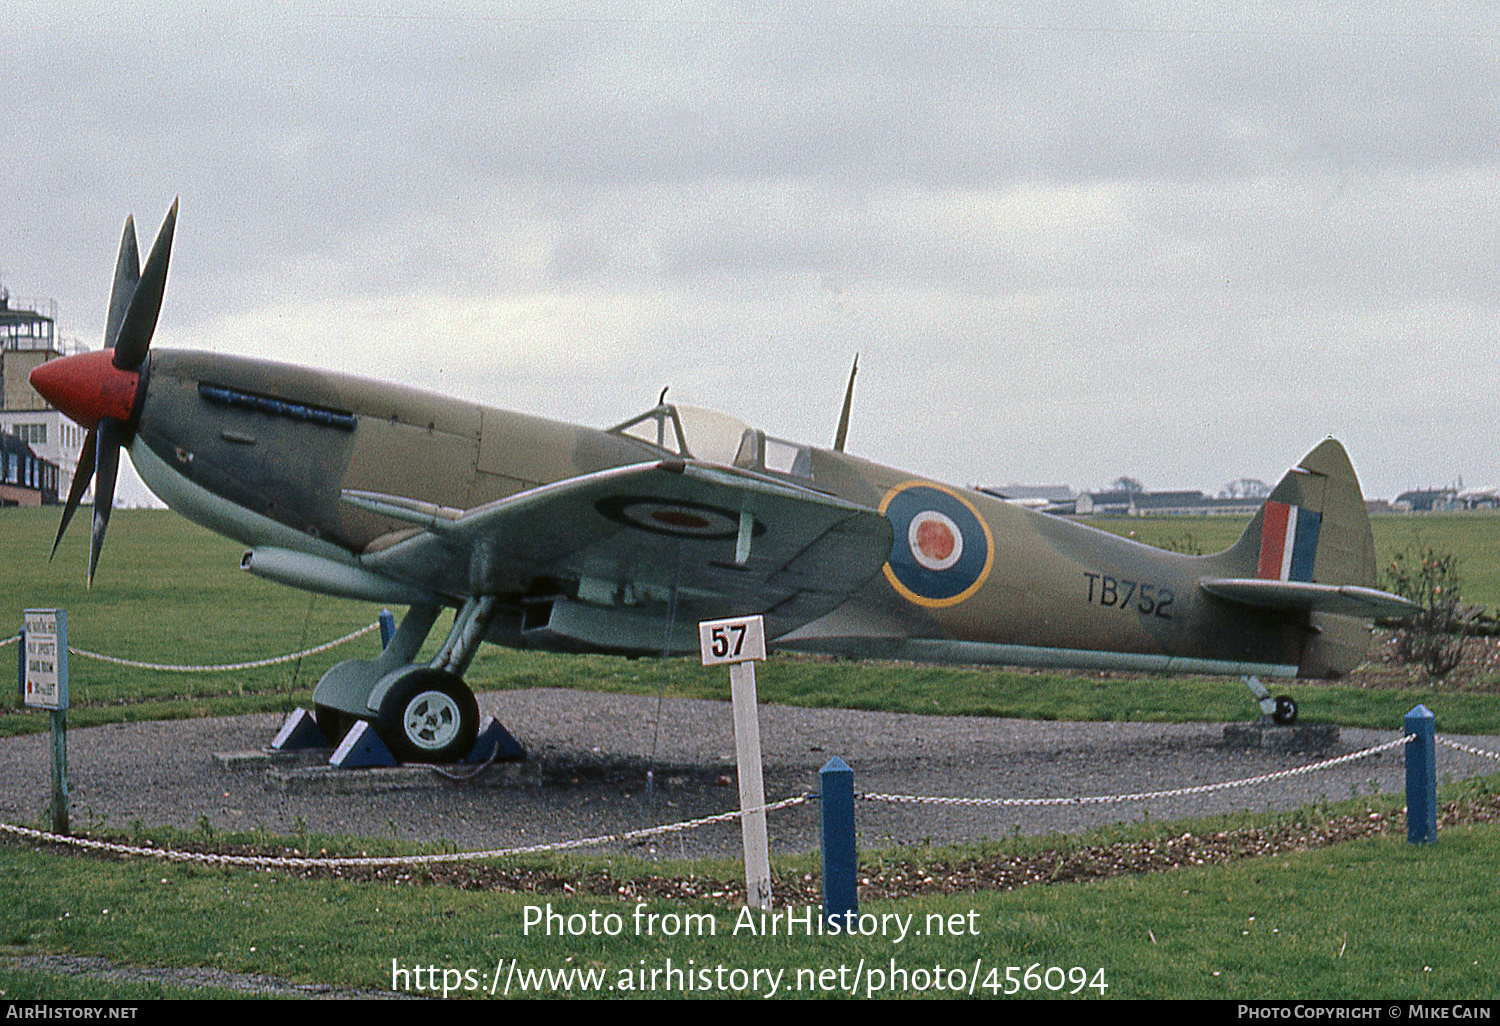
[[698, 615, 767, 666], [697, 614, 772, 909]]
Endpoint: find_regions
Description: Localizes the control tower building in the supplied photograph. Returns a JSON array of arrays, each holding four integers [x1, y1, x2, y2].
[[0, 288, 87, 500]]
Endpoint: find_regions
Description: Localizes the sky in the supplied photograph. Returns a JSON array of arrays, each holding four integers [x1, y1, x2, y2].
[[3, 0, 1497, 506]]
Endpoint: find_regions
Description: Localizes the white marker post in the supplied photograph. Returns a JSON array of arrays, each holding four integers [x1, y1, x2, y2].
[[698, 614, 772, 910]]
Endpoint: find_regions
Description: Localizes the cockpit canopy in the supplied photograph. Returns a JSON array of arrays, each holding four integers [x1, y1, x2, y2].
[[609, 403, 813, 479]]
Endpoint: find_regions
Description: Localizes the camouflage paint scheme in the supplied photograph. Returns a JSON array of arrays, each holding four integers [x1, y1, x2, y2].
[[129, 348, 1396, 681]]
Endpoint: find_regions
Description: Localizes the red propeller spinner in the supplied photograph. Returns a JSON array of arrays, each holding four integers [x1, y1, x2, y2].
[[29, 350, 140, 430]]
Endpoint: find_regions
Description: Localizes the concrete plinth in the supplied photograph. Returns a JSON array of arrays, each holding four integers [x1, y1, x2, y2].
[[1222, 722, 1340, 753], [268, 760, 543, 793], [213, 748, 329, 770]]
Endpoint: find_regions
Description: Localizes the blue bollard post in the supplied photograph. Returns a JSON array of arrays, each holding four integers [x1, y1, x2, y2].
[[378, 609, 397, 650], [820, 756, 857, 929], [1404, 704, 1437, 844]]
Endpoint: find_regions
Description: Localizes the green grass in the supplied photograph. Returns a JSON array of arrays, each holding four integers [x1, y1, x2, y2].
[[1092, 512, 1500, 613], [4, 506, 1500, 738], [0, 507, 386, 734], [3, 506, 1500, 998], [464, 650, 1500, 734], [0, 783, 1496, 999]]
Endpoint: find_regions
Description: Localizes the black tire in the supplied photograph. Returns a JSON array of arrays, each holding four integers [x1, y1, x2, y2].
[[375, 669, 480, 764], [1272, 695, 1298, 726], [314, 703, 355, 745]]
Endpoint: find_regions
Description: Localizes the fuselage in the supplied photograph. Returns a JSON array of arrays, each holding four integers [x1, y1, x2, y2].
[[118, 349, 1313, 677]]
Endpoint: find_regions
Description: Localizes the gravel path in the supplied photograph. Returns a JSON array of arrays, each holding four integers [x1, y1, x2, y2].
[[0, 688, 1495, 861]]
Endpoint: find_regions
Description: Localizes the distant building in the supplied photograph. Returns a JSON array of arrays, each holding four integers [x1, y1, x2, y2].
[[1127, 491, 1264, 516], [0, 288, 87, 499], [0, 431, 59, 506], [1393, 488, 1459, 513], [973, 483, 1077, 514], [1075, 489, 1133, 515], [1070, 488, 1262, 517], [973, 483, 1267, 517], [1457, 487, 1500, 510]]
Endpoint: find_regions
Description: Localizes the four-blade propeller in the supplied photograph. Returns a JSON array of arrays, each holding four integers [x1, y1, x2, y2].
[[36, 201, 177, 585]]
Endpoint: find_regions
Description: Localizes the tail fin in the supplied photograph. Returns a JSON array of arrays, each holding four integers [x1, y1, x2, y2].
[[1205, 439, 1406, 678], [1215, 438, 1377, 588]]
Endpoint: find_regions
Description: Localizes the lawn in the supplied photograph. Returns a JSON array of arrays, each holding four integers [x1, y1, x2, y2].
[[0, 782, 1495, 999], [2, 505, 1498, 999]]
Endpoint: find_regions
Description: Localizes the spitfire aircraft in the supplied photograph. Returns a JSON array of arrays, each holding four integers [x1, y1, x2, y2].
[[31, 205, 1416, 762]]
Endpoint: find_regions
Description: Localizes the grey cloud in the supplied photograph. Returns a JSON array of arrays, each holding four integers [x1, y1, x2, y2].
[[3, 1, 1498, 502]]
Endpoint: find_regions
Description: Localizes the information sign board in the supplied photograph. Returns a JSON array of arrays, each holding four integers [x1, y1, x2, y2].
[[23, 609, 67, 711]]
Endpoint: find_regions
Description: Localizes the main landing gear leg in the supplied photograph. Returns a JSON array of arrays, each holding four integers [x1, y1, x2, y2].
[[313, 603, 443, 744], [430, 595, 499, 677], [365, 596, 504, 763], [1242, 675, 1298, 726]]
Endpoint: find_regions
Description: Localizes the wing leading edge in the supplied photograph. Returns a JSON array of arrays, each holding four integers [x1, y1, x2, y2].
[[349, 460, 894, 652]]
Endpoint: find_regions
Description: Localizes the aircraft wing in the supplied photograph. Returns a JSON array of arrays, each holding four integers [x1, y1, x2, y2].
[[1199, 578, 1418, 619], [349, 460, 894, 649]]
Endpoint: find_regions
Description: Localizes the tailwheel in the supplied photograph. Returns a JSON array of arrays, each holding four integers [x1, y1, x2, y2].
[[375, 668, 480, 763], [1272, 695, 1299, 726]]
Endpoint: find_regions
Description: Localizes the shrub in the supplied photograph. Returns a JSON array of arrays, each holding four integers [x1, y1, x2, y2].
[[1381, 545, 1471, 678]]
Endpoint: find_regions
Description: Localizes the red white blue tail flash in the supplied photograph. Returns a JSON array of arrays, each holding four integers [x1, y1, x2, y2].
[[1257, 500, 1322, 582]]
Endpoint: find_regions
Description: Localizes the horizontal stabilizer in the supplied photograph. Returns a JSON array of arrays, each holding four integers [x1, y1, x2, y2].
[[1200, 578, 1417, 619]]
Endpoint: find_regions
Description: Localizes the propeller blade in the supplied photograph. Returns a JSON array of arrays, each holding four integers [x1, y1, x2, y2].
[[87, 418, 122, 587], [104, 216, 140, 351], [112, 199, 177, 370], [48, 426, 98, 561]]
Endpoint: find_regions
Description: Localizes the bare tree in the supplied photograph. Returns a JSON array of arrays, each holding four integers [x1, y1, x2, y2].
[[1220, 478, 1271, 500]]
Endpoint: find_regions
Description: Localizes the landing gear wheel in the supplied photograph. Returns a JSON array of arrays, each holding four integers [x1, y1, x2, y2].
[[1272, 695, 1298, 726], [375, 669, 479, 764], [314, 704, 355, 745]]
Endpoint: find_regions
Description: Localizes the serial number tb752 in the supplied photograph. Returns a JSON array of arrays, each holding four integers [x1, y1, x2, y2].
[[1083, 573, 1174, 618]]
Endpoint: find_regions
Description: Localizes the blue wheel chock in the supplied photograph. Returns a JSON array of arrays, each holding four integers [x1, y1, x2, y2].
[[270, 708, 329, 752], [330, 720, 398, 769], [467, 716, 526, 763]]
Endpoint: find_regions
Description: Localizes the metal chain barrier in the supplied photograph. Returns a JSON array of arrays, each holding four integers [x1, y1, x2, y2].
[[0, 794, 810, 870], [0, 729, 1490, 871], [1437, 735, 1500, 761], [861, 734, 1414, 808], [63, 620, 383, 673], [0, 633, 17, 649]]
